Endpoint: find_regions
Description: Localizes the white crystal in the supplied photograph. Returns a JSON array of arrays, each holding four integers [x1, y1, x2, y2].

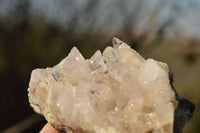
[[28, 38, 177, 133]]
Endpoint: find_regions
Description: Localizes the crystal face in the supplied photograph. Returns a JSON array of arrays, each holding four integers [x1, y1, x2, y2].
[[28, 38, 178, 133]]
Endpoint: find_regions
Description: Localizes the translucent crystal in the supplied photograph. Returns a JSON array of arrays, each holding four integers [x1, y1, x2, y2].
[[28, 38, 177, 133]]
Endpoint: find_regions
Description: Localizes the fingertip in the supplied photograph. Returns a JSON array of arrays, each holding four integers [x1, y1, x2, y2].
[[40, 123, 60, 133]]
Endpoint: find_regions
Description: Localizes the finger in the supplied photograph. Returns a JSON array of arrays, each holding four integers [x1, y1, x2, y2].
[[40, 123, 60, 133]]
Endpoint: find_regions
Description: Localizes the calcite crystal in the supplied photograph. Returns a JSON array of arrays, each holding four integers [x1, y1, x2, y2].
[[28, 38, 178, 133]]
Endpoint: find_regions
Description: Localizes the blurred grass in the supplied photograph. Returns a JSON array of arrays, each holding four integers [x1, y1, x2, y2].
[[0, 19, 199, 132]]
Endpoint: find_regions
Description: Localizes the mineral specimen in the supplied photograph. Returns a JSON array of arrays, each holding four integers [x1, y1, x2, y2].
[[28, 38, 193, 133]]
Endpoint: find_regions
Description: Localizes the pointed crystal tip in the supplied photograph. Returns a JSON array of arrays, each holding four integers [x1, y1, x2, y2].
[[112, 37, 130, 49]]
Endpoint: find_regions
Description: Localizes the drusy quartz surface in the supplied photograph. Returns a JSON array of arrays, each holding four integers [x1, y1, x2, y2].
[[28, 38, 178, 133]]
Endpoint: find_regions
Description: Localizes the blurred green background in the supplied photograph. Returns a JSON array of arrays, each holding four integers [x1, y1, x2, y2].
[[0, 0, 199, 133]]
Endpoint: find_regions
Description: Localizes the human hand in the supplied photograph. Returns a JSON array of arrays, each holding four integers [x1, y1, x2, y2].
[[40, 123, 60, 133]]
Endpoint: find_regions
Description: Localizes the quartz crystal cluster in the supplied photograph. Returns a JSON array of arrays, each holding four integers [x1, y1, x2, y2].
[[28, 38, 178, 133]]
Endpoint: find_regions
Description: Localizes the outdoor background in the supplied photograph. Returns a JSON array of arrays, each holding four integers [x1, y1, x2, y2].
[[0, 0, 199, 133]]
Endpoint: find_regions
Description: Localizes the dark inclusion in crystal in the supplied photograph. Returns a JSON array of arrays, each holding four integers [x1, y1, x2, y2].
[[169, 71, 195, 133]]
